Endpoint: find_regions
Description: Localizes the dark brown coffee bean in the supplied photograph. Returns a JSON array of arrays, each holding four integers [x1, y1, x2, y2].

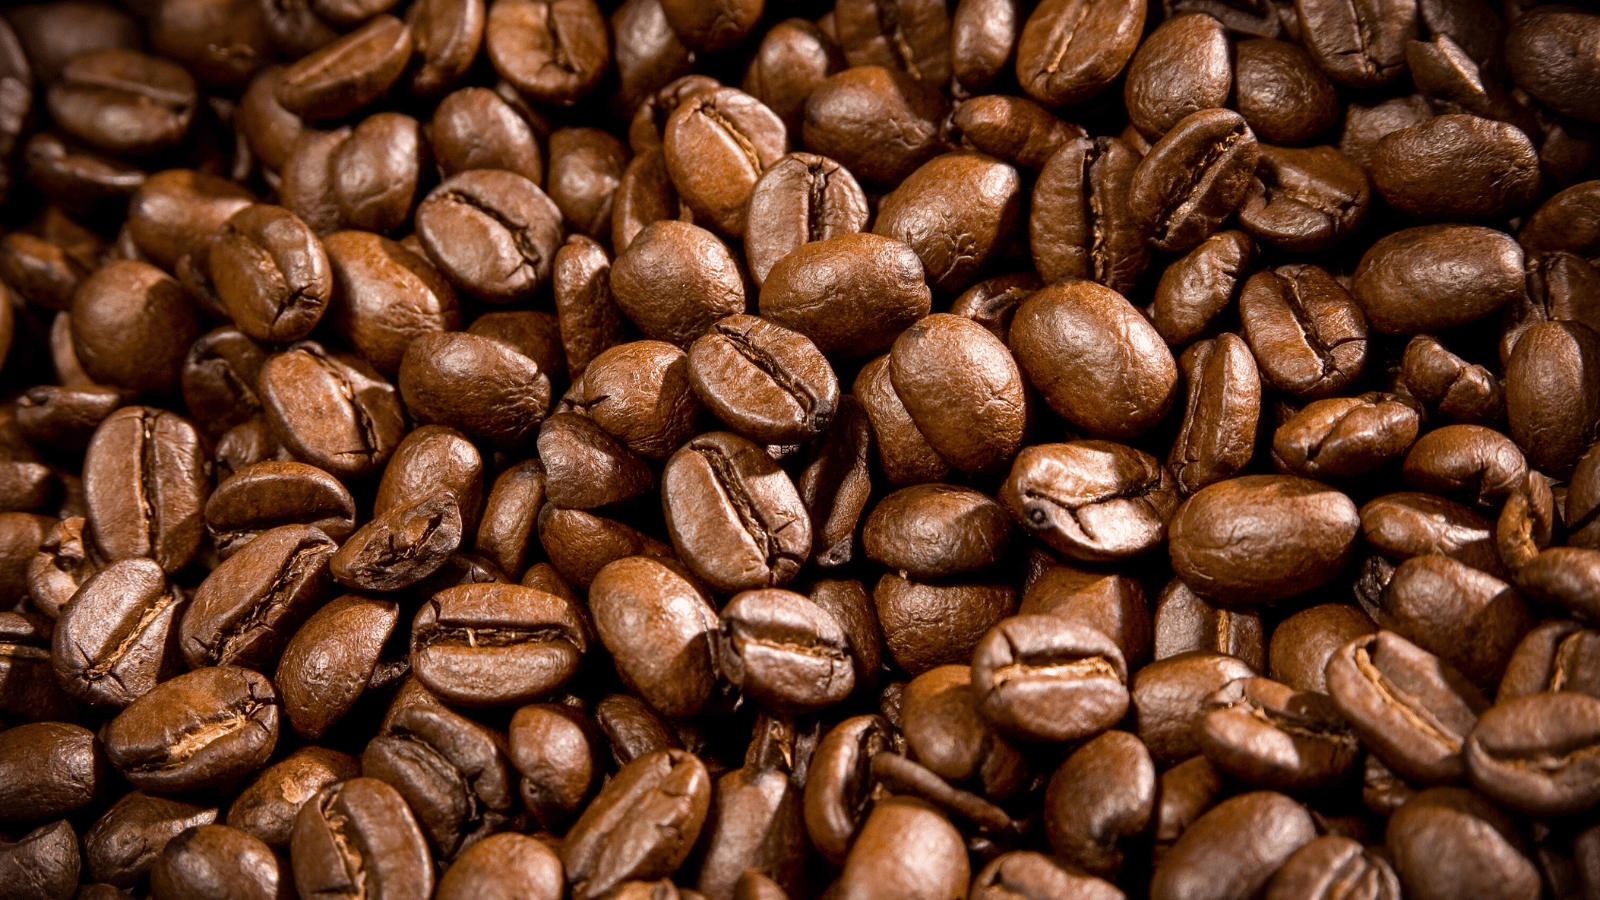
[[1353, 224, 1526, 334], [760, 233, 932, 359], [1464, 692, 1600, 816], [1239, 265, 1369, 400], [414, 170, 562, 303], [1403, 424, 1527, 508], [1010, 281, 1178, 438], [276, 15, 414, 121], [718, 588, 854, 713], [207, 204, 331, 344], [742, 20, 845, 136], [27, 517, 101, 619], [1152, 579, 1265, 673], [537, 412, 655, 510], [329, 110, 428, 234], [0, 722, 104, 823], [1385, 787, 1539, 900], [52, 558, 185, 708], [954, 95, 1083, 171], [1373, 114, 1541, 219], [1030, 136, 1149, 295], [1001, 441, 1180, 562], [662, 431, 811, 592], [1507, 5, 1600, 124], [331, 492, 462, 592], [1325, 631, 1488, 784], [148, 823, 285, 900], [399, 331, 552, 448], [589, 556, 718, 718], [802, 66, 949, 187], [1516, 546, 1600, 624], [901, 664, 1025, 798], [71, 261, 202, 397], [227, 748, 358, 852], [546, 127, 627, 239], [1131, 652, 1256, 764], [743, 152, 868, 288], [436, 832, 562, 900], [1124, 13, 1232, 139], [664, 87, 787, 237], [1151, 791, 1317, 900], [1360, 492, 1503, 576], [1129, 109, 1260, 253], [609, 220, 746, 349], [1401, 334, 1504, 425], [410, 582, 587, 708], [973, 615, 1129, 742], [862, 484, 1010, 577], [428, 87, 543, 184], [182, 524, 336, 671], [1272, 394, 1420, 480], [833, 796, 968, 900], [47, 49, 196, 157], [1015, 0, 1146, 108], [487, 0, 610, 106], [1198, 676, 1359, 791], [83, 407, 208, 574], [1170, 334, 1261, 496], [561, 749, 711, 900], [1169, 475, 1359, 602], [508, 703, 602, 830], [875, 573, 1017, 676], [1506, 321, 1600, 478], [1239, 144, 1371, 254], [1266, 836, 1400, 900], [1295, 0, 1416, 88], [276, 595, 398, 738], [258, 341, 407, 479], [1382, 554, 1531, 689], [204, 461, 356, 557], [1041, 731, 1153, 878], [290, 777, 434, 900], [874, 151, 1022, 296], [1236, 38, 1339, 143], [888, 313, 1026, 474], [688, 314, 839, 445], [573, 340, 702, 461], [105, 666, 279, 794]]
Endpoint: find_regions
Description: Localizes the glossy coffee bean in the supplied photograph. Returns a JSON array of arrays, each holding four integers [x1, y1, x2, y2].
[[105, 666, 279, 794]]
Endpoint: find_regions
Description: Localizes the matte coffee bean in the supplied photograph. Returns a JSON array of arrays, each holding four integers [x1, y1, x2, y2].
[[48, 49, 197, 157]]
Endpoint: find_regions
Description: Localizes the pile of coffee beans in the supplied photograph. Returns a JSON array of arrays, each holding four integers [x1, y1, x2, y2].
[[2, 0, 1600, 898]]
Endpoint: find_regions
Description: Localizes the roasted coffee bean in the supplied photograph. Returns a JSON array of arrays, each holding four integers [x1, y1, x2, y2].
[[1042, 730, 1153, 878], [290, 777, 434, 900], [0, 722, 104, 822], [1361, 492, 1503, 576], [1353, 225, 1527, 335], [207, 204, 331, 344], [1236, 39, 1339, 143], [1402, 424, 1527, 508], [428, 87, 542, 184], [834, 796, 968, 900], [1506, 320, 1600, 478], [1015, 0, 1146, 108], [664, 87, 787, 237], [537, 412, 654, 510], [972, 615, 1129, 742], [863, 484, 1011, 577], [875, 152, 1022, 296], [1151, 791, 1317, 900], [435, 832, 563, 900], [180, 329, 267, 442], [83, 791, 217, 889], [1238, 264, 1368, 400], [27, 516, 101, 619], [1325, 631, 1488, 784], [662, 431, 810, 592], [1170, 334, 1260, 495], [331, 492, 462, 592], [1124, 13, 1231, 139], [1506, 6, 1600, 124], [874, 572, 1017, 676], [802, 65, 949, 187], [0, 819, 79, 900], [1517, 546, 1600, 624], [1373, 114, 1542, 220], [1031, 135, 1148, 295], [1382, 554, 1531, 688], [1464, 691, 1600, 816], [277, 595, 398, 738], [71, 261, 202, 397], [0, 610, 73, 721], [744, 153, 868, 288], [1130, 109, 1260, 253], [487, 0, 610, 106], [1401, 334, 1504, 425], [276, 15, 414, 121], [414, 169, 563, 303], [52, 558, 185, 707], [508, 703, 602, 830], [82, 406, 208, 573], [1149, 230, 1252, 345], [1239, 144, 1370, 253], [954, 95, 1083, 171], [226, 747, 358, 854], [204, 461, 356, 557], [47, 49, 197, 157], [148, 823, 286, 900], [1131, 652, 1257, 764], [411, 582, 586, 707], [362, 702, 515, 857], [1152, 579, 1265, 672], [1295, 0, 1416, 88], [104, 666, 279, 794], [589, 556, 717, 717], [760, 233, 933, 359], [258, 342, 407, 479], [1001, 441, 1180, 562], [688, 314, 838, 445], [1011, 281, 1179, 438], [718, 589, 853, 713], [399, 331, 552, 448], [1272, 393, 1420, 480], [182, 525, 336, 671], [742, 20, 844, 136], [1198, 676, 1359, 791], [1385, 787, 1540, 900], [610, 220, 745, 349], [561, 749, 711, 900], [1170, 475, 1359, 602], [1266, 836, 1401, 900]]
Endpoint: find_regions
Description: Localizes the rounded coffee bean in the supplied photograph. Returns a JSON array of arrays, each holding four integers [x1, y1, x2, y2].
[[258, 342, 407, 479], [226, 747, 358, 851], [561, 749, 711, 900], [1043, 731, 1154, 878], [275, 15, 414, 120], [687, 314, 839, 445], [1123, 13, 1232, 138], [83, 406, 208, 573], [743, 152, 868, 287], [52, 558, 185, 707], [291, 777, 434, 900], [415, 169, 563, 303], [889, 313, 1027, 474], [1150, 791, 1317, 900], [71, 261, 202, 396], [0, 722, 104, 822], [589, 556, 719, 719], [1465, 692, 1600, 816], [486, 0, 610, 106], [1010, 281, 1178, 438], [1197, 677, 1359, 791], [1386, 788, 1540, 900], [1169, 475, 1360, 602], [1015, 0, 1146, 108], [47, 49, 196, 156], [1352, 225, 1526, 334], [278, 594, 398, 738], [411, 582, 587, 707], [331, 492, 462, 592], [834, 797, 968, 900], [1001, 441, 1180, 563], [718, 588, 854, 713], [664, 86, 788, 237], [207, 204, 332, 344], [863, 484, 1011, 577], [873, 152, 1022, 295], [609, 220, 745, 349], [1129, 109, 1260, 252], [973, 615, 1130, 742], [760, 233, 933, 359], [105, 666, 279, 794], [399, 331, 552, 448], [148, 824, 286, 900], [181, 525, 336, 671]]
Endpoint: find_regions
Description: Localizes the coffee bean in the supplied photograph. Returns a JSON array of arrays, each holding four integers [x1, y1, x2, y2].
[[1016, 0, 1147, 108], [561, 749, 710, 900], [1129, 109, 1260, 252], [83, 406, 209, 573], [290, 777, 434, 900], [104, 666, 279, 794], [52, 558, 185, 707]]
